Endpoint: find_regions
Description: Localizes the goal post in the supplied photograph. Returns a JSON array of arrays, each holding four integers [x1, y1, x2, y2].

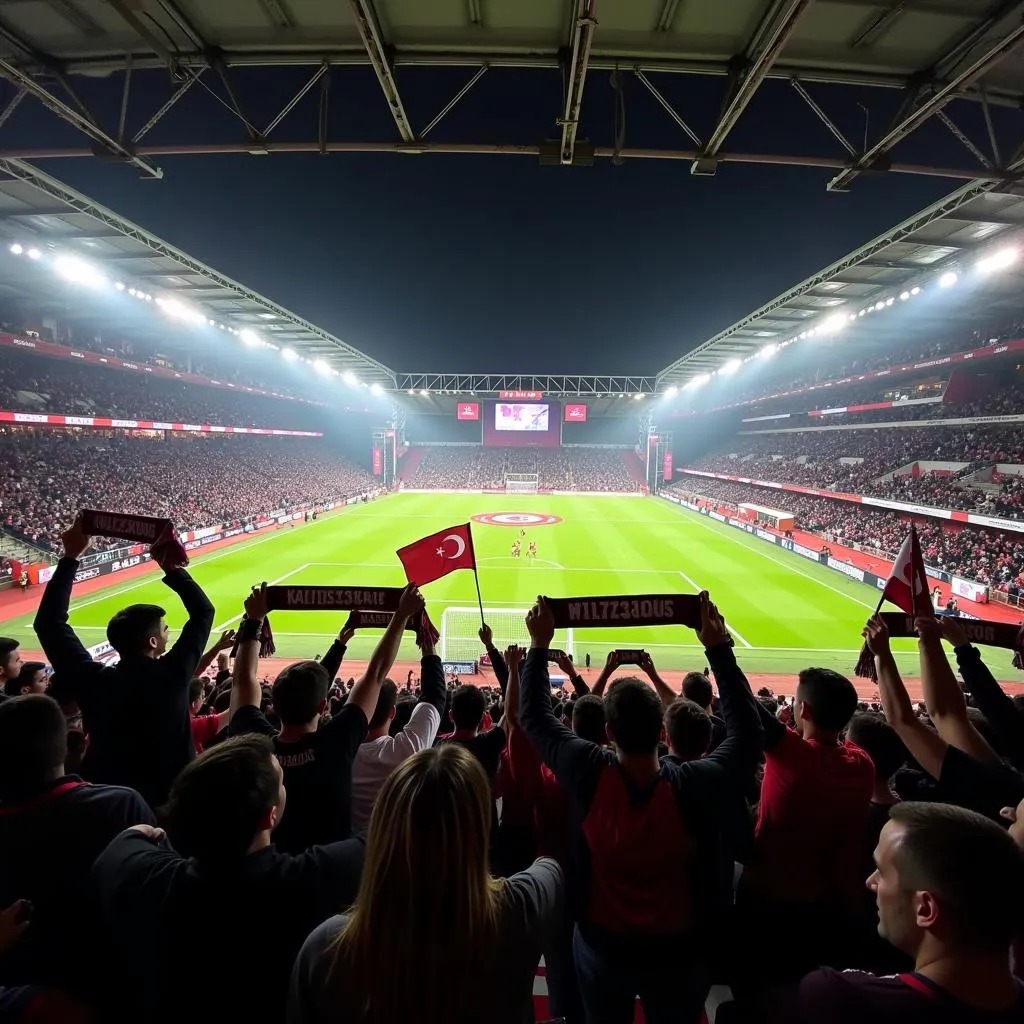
[[440, 606, 575, 665], [505, 472, 539, 494]]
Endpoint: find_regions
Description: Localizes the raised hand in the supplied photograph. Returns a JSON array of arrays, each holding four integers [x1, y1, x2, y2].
[[555, 650, 575, 675], [936, 614, 969, 649], [215, 628, 237, 652], [244, 582, 269, 620], [862, 613, 891, 656], [526, 596, 555, 648], [61, 516, 91, 560], [505, 644, 525, 670], [914, 615, 943, 647], [479, 623, 494, 648], [397, 584, 425, 620], [696, 592, 731, 649], [604, 650, 621, 671], [340, 613, 357, 645]]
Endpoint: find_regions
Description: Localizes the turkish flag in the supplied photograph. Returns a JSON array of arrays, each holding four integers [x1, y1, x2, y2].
[[881, 526, 932, 617], [397, 522, 477, 586]]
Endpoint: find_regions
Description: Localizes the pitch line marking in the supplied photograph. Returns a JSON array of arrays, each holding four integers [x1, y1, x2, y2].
[[677, 570, 753, 648], [210, 563, 310, 634], [308, 561, 682, 574], [661, 502, 877, 614], [477, 556, 567, 569]]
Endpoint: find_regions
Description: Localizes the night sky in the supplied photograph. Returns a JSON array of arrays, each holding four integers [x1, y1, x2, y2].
[[18, 66, 985, 375]]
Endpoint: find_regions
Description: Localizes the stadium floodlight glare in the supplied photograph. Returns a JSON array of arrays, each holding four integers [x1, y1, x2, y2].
[[313, 359, 331, 376], [9, 243, 22, 255], [665, 385, 678, 397], [238, 328, 262, 347], [370, 382, 384, 396], [54, 254, 106, 288], [976, 247, 1017, 274], [885, 297, 895, 306], [158, 297, 205, 325], [899, 291, 910, 301], [343, 371, 359, 386], [760, 343, 778, 358], [911, 286, 920, 295], [420, 389, 429, 396], [687, 373, 710, 389], [115, 282, 125, 291], [939, 270, 958, 288], [282, 347, 299, 362], [27, 248, 41, 260], [407, 388, 415, 395], [874, 301, 885, 311], [719, 358, 742, 375]]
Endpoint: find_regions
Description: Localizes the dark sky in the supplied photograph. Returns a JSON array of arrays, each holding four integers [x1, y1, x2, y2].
[[20, 67, 987, 376]]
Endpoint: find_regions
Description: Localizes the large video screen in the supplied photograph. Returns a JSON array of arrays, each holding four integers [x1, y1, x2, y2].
[[495, 402, 549, 432]]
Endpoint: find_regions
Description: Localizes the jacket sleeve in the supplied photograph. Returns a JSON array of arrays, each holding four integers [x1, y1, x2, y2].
[[31, 557, 99, 684], [956, 643, 1024, 767], [519, 647, 605, 807], [418, 654, 447, 716], [318, 640, 347, 684], [160, 569, 216, 682], [487, 645, 510, 696], [699, 643, 764, 784], [755, 697, 787, 750]]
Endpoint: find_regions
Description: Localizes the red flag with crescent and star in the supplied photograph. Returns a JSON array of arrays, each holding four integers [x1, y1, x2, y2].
[[880, 525, 933, 617], [397, 522, 477, 586]]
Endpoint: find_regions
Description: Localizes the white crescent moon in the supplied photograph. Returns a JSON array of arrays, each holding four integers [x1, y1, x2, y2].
[[442, 534, 466, 559]]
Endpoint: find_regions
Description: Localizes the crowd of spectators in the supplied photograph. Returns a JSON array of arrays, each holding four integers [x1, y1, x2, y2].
[[0, 432, 374, 553], [667, 476, 1024, 590], [403, 446, 637, 492], [0, 349, 324, 430], [1, 528, 1023, 1024]]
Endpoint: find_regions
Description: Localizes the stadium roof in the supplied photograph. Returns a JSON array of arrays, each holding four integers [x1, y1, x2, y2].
[[0, 158, 397, 387], [1, 0, 1024, 184], [656, 174, 1024, 386]]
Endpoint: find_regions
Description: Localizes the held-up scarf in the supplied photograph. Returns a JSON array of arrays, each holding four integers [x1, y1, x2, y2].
[[854, 612, 1024, 681], [241, 585, 439, 659], [80, 509, 188, 569], [546, 594, 703, 630]]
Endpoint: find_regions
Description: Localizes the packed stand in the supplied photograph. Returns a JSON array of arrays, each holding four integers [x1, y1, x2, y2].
[[2, 513, 1024, 1024], [667, 476, 1024, 590], [0, 433, 373, 553], [0, 349, 323, 429], [403, 446, 637, 492]]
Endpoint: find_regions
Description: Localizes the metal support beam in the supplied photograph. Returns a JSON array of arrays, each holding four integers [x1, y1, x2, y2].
[[559, 0, 598, 164], [0, 87, 26, 132], [702, 0, 814, 159], [635, 70, 701, 145], [467, 0, 483, 27], [348, 0, 415, 142], [850, 1, 907, 48], [102, 0, 182, 77], [979, 87, 1002, 166], [262, 63, 329, 138], [132, 71, 202, 144], [829, 17, 1024, 190], [0, 59, 161, 178], [420, 65, 488, 138], [255, 0, 296, 28], [210, 56, 261, 142], [655, 0, 683, 31], [790, 78, 856, 156], [936, 109, 993, 168]]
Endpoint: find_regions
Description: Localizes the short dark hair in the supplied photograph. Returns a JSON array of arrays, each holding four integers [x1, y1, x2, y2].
[[163, 734, 279, 865], [664, 698, 713, 761], [0, 637, 19, 674], [0, 694, 67, 796], [271, 661, 329, 725], [604, 677, 663, 756], [5, 661, 44, 697], [369, 680, 399, 730], [450, 684, 485, 731], [106, 604, 165, 655], [390, 696, 416, 736], [847, 713, 907, 780], [572, 694, 606, 745], [796, 667, 858, 732], [681, 671, 713, 709], [888, 802, 1024, 951], [189, 677, 205, 704]]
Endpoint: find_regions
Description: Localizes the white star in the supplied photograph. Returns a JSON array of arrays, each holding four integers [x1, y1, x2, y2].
[[436, 546, 444, 556]]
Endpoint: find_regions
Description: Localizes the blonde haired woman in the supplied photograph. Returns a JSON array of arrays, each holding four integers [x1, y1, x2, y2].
[[288, 743, 563, 1024]]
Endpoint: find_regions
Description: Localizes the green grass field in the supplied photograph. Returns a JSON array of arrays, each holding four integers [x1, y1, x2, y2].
[[3, 492, 929, 679]]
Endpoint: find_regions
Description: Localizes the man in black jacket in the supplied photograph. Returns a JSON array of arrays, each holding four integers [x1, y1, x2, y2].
[[32, 518, 215, 810]]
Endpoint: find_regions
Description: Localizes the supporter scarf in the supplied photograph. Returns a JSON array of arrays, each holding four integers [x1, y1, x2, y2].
[[546, 594, 702, 630], [80, 508, 188, 569], [854, 612, 1024, 681], [347, 609, 420, 632]]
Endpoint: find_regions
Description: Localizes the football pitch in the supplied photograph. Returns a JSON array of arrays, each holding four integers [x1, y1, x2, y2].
[[3, 492, 930, 679]]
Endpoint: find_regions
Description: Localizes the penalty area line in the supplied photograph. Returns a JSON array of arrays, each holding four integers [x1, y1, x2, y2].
[[677, 570, 752, 648]]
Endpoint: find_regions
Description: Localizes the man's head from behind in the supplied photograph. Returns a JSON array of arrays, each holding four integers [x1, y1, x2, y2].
[[450, 684, 486, 733], [271, 661, 329, 726], [604, 677, 663, 757], [369, 680, 399, 732], [847, 713, 907, 782], [795, 667, 858, 736], [4, 661, 47, 699], [664, 698, 713, 761], [869, 802, 1024, 960], [0, 637, 22, 684], [571, 694, 606, 746], [681, 671, 713, 713], [164, 734, 284, 865], [106, 604, 168, 658], [0, 694, 67, 799]]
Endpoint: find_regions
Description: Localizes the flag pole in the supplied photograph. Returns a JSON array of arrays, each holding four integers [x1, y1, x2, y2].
[[466, 522, 485, 628]]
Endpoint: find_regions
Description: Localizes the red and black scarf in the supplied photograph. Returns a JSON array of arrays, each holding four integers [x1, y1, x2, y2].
[[80, 509, 187, 569]]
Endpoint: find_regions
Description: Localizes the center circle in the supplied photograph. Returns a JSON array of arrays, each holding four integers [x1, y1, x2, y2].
[[471, 512, 562, 527]]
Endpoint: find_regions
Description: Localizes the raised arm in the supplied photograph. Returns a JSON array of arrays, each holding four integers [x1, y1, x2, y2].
[[230, 584, 268, 719], [159, 559, 216, 680], [865, 615, 947, 780], [554, 650, 590, 696], [319, 617, 356, 684], [480, 624, 509, 695], [503, 644, 525, 731], [194, 629, 237, 679], [589, 650, 620, 698], [519, 598, 606, 802], [32, 519, 97, 681], [639, 652, 677, 708], [346, 586, 423, 722], [416, 618, 446, 717], [941, 617, 1024, 767], [916, 616, 997, 764]]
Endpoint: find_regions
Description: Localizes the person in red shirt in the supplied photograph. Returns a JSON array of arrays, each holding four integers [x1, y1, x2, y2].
[[734, 665, 874, 1002], [797, 802, 1024, 1024], [189, 677, 229, 753]]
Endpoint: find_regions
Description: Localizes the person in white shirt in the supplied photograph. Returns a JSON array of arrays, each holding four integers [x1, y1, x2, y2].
[[349, 626, 446, 834]]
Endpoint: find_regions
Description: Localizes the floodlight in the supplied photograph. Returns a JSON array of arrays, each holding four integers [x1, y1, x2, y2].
[[720, 358, 742, 375], [343, 371, 359, 386], [26, 248, 41, 260], [976, 248, 1017, 274], [420, 389, 429, 396], [665, 385, 678, 397], [282, 347, 299, 362], [370, 382, 384, 395], [53, 254, 106, 288], [939, 271, 958, 288], [313, 359, 331, 375], [899, 291, 909, 301], [9, 243, 22, 255], [760, 343, 778, 358], [239, 328, 261, 347]]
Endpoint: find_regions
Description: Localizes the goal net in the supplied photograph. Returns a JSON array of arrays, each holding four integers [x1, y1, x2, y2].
[[505, 472, 539, 494], [441, 606, 576, 665]]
